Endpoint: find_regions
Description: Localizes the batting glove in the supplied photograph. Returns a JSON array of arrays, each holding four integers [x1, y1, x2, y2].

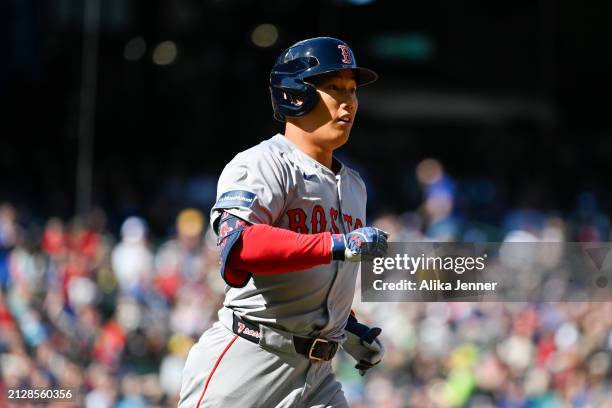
[[342, 314, 384, 376], [331, 227, 388, 262]]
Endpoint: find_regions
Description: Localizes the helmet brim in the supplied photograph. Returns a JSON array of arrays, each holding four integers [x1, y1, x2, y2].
[[354, 67, 378, 87]]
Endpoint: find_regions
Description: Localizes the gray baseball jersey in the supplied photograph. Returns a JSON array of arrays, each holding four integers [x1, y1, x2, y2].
[[179, 134, 366, 408], [210, 133, 366, 342]]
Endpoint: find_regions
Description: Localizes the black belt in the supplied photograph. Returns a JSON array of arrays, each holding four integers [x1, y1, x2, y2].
[[232, 314, 338, 361]]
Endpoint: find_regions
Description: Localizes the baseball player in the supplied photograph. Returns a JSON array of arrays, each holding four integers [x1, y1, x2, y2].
[[179, 37, 388, 408]]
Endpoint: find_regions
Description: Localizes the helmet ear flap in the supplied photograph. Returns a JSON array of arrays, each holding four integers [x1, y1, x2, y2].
[[270, 76, 319, 121], [269, 55, 321, 122]]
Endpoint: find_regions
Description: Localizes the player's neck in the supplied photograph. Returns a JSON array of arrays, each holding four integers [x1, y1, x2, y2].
[[284, 127, 334, 171]]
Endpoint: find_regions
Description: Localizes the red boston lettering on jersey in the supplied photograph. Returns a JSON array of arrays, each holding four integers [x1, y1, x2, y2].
[[343, 214, 353, 231], [286, 207, 359, 234], [329, 208, 340, 234], [354, 218, 363, 229], [287, 208, 308, 233], [311, 205, 327, 233], [338, 44, 352, 64]]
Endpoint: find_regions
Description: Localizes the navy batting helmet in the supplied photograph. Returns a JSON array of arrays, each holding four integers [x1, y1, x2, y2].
[[269, 37, 378, 122]]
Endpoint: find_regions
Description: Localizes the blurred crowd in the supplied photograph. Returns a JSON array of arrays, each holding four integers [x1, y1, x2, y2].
[[1, 205, 223, 407], [1, 158, 611, 407]]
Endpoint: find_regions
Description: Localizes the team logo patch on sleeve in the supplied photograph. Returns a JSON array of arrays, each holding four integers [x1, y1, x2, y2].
[[214, 190, 256, 209]]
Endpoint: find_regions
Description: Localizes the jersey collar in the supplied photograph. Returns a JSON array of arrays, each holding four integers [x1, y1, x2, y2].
[[274, 134, 346, 177]]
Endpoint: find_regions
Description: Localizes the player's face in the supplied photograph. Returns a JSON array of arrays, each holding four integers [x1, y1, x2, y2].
[[306, 70, 358, 149]]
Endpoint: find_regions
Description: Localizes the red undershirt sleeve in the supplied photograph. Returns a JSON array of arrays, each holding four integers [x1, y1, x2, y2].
[[226, 224, 333, 277]]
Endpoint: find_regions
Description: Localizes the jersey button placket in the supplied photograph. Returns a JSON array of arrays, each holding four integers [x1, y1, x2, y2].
[[335, 174, 347, 234], [322, 174, 344, 335]]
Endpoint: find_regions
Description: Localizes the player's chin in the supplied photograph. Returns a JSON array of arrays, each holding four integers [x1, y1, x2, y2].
[[325, 125, 349, 142], [330, 122, 352, 139]]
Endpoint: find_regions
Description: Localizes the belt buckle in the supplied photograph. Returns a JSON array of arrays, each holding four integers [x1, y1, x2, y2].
[[308, 338, 328, 361]]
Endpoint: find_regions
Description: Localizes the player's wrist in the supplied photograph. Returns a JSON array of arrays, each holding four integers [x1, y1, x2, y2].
[[331, 234, 346, 261]]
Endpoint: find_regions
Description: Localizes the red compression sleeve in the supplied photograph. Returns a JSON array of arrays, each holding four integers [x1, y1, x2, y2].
[[227, 224, 333, 275]]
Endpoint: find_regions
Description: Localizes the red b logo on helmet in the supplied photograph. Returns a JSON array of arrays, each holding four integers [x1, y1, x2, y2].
[[338, 45, 352, 64]]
